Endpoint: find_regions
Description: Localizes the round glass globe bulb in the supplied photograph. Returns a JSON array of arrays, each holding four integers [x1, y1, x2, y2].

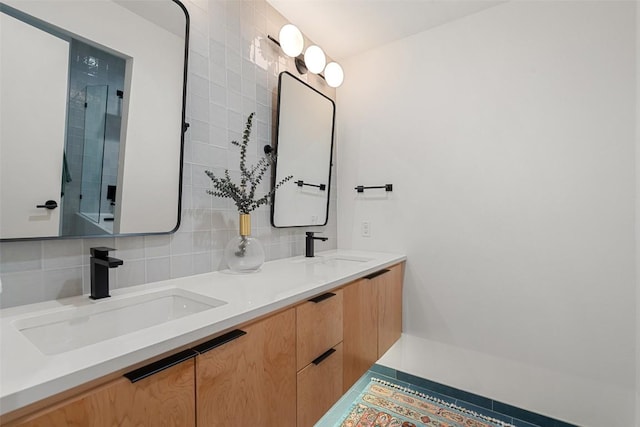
[[278, 24, 303, 57], [324, 62, 344, 88], [304, 45, 326, 74]]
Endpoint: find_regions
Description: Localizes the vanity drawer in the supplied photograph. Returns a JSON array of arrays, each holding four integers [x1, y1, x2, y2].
[[296, 289, 343, 370], [297, 343, 343, 427]]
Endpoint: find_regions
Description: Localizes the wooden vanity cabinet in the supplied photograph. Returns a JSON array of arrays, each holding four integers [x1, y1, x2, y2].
[[10, 352, 196, 427], [297, 343, 343, 427], [343, 277, 378, 390], [195, 308, 296, 427], [4, 262, 404, 426], [377, 263, 404, 357], [343, 262, 404, 392]]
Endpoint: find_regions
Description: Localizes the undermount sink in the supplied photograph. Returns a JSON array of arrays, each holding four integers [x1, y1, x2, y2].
[[319, 255, 372, 265], [13, 289, 226, 355], [293, 254, 373, 267]]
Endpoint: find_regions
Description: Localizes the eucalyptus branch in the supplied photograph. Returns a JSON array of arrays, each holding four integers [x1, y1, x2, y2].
[[206, 112, 292, 215]]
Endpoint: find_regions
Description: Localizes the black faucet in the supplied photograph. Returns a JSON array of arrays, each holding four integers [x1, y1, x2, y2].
[[305, 232, 328, 258], [90, 247, 123, 300]]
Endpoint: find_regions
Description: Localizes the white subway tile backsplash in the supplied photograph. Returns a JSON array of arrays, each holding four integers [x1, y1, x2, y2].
[[209, 103, 227, 129], [141, 235, 170, 260], [146, 257, 171, 283], [170, 254, 193, 278], [210, 62, 226, 86], [181, 186, 194, 211], [210, 124, 227, 148], [43, 240, 83, 270], [189, 120, 209, 145], [227, 49, 241, 75], [191, 164, 213, 188], [210, 83, 227, 106], [115, 236, 145, 260], [0, 241, 42, 273], [227, 70, 242, 94], [116, 259, 145, 289], [43, 267, 83, 300], [0, 271, 44, 308], [189, 93, 210, 122], [256, 85, 269, 106], [226, 89, 242, 113], [189, 73, 210, 98], [171, 232, 194, 256], [192, 188, 213, 211], [189, 28, 210, 57], [192, 230, 212, 252], [189, 51, 209, 79], [191, 208, 213, 232], [210, 21, 226, 45], [191, 142, 214, 166], [242, 58, 255, 82], [209, 41, 226, 66], [193, 252, 212, 274]]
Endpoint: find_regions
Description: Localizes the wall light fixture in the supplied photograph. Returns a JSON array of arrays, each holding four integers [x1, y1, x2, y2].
[[268, 24, 344, 88], [278, 24, 303, 57]]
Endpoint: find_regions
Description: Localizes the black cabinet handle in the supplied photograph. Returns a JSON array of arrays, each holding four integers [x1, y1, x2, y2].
[[191, 329, 247, 355], [312, 348, 336, 365], [36, 200, 58, 210], [364, 269, 390, 280], [124, 349, 197, 383], [308, 292, 336, 304]]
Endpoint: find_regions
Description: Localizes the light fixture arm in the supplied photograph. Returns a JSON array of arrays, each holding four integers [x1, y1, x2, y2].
[[268, 34, 309, 75]]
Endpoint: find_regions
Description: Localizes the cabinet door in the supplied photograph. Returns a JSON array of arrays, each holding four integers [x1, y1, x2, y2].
[[296, 289, 343, 370], [297, 343, 343, 427], [377, 263, 405, 358], [14, 355, 196, 427], [196, 308, 296, 427], [343, 278, 378, 392]]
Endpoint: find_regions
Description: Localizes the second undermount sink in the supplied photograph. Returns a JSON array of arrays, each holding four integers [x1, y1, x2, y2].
[[294, 254, 373, 267], [13, 288, 226, 355]]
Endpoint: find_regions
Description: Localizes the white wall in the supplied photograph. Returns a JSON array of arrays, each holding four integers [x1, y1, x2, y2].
[[338, 1, 636, 424]]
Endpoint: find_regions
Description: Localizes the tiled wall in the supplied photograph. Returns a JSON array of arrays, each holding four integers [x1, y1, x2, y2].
[[0, 0, 337, 308]]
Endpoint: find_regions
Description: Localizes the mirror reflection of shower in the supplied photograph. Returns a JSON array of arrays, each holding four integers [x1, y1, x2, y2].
[[61, 39, 125, 236]]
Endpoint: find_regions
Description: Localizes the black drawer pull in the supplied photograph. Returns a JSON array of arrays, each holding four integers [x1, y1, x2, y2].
[[364, 269, 390, 280], [312, 348, 336, 365], [308, 292, 335, 303], [124, 349, 197, 383], [191, 329, 247, 355]]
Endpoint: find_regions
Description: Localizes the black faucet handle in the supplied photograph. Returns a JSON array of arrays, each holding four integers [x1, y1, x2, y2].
[[90, 247, 116, 259]]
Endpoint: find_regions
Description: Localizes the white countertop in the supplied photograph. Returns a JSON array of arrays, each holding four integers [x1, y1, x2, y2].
[[0, 249, 405, 415]]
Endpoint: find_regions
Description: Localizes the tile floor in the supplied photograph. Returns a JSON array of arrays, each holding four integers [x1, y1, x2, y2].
[[317, 365, 578, 427]]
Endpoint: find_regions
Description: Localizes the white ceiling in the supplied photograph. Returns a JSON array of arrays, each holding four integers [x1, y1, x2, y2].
[[266, 0, 505, 60]]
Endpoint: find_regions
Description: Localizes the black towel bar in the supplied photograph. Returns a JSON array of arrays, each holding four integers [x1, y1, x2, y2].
[[355, 184, 393, 193]]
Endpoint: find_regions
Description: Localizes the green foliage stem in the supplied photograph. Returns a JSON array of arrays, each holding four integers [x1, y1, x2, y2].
[[206, 112, 292, 214]]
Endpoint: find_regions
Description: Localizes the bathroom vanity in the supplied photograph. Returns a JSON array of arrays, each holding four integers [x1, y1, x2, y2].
[[0, 250, 405, 426]]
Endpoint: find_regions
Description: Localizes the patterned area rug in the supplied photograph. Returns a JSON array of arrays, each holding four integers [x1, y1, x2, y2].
[[339, 378, 515, 427]]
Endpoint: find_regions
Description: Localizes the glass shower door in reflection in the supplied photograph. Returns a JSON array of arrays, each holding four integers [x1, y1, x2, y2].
[[79, 85, 108, 223]]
